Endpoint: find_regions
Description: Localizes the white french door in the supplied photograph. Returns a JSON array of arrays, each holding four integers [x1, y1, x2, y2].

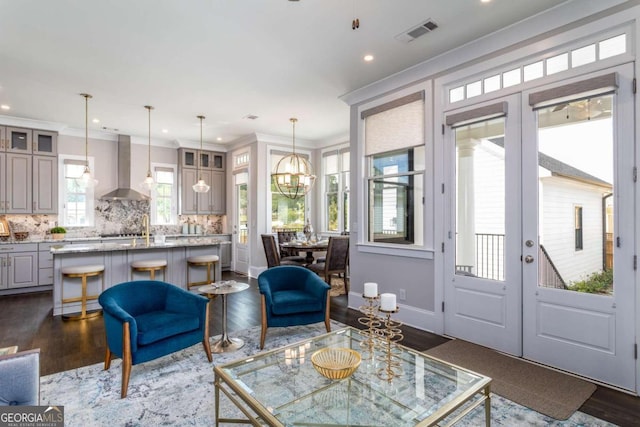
[[444, 65, 636, 390], [444, 94, 523, 356], [233, 171, 249, 275], [522, 65, 636, 391]]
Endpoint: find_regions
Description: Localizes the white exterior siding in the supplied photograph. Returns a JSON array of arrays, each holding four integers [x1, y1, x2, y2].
[[539, 176, 607, 284]]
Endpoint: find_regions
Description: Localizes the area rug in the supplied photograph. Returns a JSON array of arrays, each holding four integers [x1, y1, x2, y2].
[[40, 323, 613, 427], [425, 339, 597, 420]]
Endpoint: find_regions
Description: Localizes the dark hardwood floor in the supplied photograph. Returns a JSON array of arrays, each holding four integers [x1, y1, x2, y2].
[[1, 272, 638, 426]]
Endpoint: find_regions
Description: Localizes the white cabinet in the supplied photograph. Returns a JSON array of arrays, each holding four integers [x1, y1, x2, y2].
[[0, 243, 38, 289], [33, 155, 57, 214]]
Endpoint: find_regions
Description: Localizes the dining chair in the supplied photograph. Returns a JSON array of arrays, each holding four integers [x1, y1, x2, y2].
[[307, 236, 350, 294], [276, 229, 306, 264], [261, 234, 305, 268]]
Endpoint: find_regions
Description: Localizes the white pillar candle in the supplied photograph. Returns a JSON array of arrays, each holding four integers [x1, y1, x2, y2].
[[380, 293, 396, 311], [363, 282, 378, 298]]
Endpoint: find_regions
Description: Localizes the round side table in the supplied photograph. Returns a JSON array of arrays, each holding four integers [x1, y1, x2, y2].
[[199, 281, 250, 353]]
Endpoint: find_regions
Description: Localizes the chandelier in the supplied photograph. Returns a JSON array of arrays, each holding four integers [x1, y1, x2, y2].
[[192, 115, 210, 193], [272, 118, 316, 199], [142, 105, 155, 190], [79, 93, 98, 188]]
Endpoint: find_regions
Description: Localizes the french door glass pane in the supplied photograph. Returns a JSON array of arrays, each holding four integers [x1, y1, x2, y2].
[[536, 95, 614, 295], [455, 118, 506, 281], [238, 183, 248, 244]]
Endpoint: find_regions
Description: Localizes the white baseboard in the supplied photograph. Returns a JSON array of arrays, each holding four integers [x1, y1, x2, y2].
[[347, 292, 439, 334]]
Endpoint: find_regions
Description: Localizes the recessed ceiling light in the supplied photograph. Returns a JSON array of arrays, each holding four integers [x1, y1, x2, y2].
[[162, 129, 168, 133], [481, 0, 491, 3], [363, 54, 374, 62], [0, 105, 10, 110], [216, 137, 222, 141], [92, 118, 100, 123]]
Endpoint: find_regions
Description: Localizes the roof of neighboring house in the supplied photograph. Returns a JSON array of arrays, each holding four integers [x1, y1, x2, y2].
[[490, 137, 611, 188]]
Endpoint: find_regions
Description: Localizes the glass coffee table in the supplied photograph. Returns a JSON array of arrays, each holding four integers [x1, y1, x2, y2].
[[214, 327, 491, 426]]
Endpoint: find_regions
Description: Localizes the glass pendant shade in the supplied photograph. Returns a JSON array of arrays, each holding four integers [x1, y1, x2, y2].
[[193, 115, 210, 193], [272, 118, 316, 199], [192, 177, 210, 193], [79, 93, 98, 189]]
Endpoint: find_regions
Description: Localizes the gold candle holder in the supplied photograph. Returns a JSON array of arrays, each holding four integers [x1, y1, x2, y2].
[[376, 307, 403, 382], [358, 294, 381, 357]]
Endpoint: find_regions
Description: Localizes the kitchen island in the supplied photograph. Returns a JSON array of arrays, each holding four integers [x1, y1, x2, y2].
[[51, 237, 229, 316]]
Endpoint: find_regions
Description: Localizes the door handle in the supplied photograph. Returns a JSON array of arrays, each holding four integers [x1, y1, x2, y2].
[[524, 255, 534, 263]]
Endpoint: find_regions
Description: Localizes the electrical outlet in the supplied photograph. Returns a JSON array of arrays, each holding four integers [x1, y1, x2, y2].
[[399, 288, 406, 300]]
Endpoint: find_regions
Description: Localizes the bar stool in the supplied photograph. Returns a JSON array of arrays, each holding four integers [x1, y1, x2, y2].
[[187, 255, 219, 289], [61, 264, 105, 320], [131, 259, 167, 280]]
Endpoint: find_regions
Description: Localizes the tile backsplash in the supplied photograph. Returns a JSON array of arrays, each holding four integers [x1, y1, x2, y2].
[[3, 200, 224, 239]]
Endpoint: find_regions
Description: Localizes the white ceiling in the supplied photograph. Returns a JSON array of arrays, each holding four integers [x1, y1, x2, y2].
[[0, 0, 573, 146]]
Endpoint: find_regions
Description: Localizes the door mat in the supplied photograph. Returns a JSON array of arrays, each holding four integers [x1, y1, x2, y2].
[[425, 339, 596, 420]]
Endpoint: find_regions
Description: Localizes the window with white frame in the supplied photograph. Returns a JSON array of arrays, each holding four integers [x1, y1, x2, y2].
[[323, 148, 350, 233], [150, 164, 177, 225], [363, 92, 425, 246], [270, 150, 307, 231], [58, 156, 95, 226]]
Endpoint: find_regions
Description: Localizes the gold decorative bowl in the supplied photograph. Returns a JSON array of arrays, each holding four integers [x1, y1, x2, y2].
[[311, 348, 361, 380]]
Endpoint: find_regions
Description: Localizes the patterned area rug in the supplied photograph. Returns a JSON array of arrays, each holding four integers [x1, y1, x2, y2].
[[40, 322, 614, 426]]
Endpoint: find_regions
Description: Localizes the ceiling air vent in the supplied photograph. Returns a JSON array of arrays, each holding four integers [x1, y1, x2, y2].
[[395, 19, 438, 43]]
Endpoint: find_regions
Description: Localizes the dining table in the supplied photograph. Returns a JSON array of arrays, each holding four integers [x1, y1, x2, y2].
[[280, 240, 328, 264]]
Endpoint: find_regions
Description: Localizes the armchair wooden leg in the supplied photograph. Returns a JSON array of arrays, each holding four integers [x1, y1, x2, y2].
[[325, 291, 331, 333], [202, 301, 213, 362], [104, 345, 112, 370], [121, 322, 132, 398], [260, 295, 268, 349]]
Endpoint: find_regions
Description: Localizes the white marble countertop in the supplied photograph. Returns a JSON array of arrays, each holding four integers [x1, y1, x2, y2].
[[0, 233, 231, 245], [50, 237, 230, 254]]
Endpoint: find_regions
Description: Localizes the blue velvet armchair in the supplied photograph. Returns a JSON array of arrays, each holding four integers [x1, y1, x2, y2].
[[258, 266, 331, 349], [99, 281, 212, 398]]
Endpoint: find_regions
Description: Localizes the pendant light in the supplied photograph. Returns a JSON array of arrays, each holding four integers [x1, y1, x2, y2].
[[271, 118, 316, 199], [192, 115, 210, 193], [142, 105, 155, 190], [80, 93, 98, 188]]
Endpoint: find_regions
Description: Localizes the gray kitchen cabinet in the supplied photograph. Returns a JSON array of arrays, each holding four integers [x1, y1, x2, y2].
[[218, 234, 232, 270], [2, 126, 32, 153], [210, 171, 225, 214], [38, 242, 57, 286], [33, 130, 57, 156], [0, 243, 38, 289], [178, 147, 225, 215], [33, 155, 58, 214], [180, 168, 199, 214], [5, 153, 32, 214], [0, 125, 57, 214]]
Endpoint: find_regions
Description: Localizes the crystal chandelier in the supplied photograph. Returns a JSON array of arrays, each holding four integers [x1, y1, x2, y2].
[[272, 118, 316, 199], [79, 93, 98, 188], [142, 105, 155, 190], [192, 115, 210, 193]]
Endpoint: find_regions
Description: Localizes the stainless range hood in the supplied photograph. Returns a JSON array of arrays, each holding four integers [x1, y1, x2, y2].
[[100, 135, 150, 201]]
